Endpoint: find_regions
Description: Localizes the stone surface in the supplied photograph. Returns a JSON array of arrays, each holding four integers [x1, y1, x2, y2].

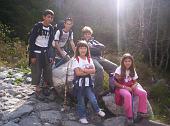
[[19, 115, 41, 126], [0, 67, 168, 126], [39, 110, 62, 124]]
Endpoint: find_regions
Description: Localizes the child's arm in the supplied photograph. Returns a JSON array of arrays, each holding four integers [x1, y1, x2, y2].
[[131, 80, 138, 90], [53, 40, 66, 57], [74, 67, 88, 76], [114, 74, 132, 92], [83, 66, 95, 74]]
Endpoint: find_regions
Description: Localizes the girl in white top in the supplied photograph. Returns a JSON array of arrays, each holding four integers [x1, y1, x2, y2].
[[114, 53, 148, 125], [72, 41, 105, 124]]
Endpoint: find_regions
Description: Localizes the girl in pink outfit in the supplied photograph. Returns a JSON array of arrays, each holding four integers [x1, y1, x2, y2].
[[114, 53, 148, 125]]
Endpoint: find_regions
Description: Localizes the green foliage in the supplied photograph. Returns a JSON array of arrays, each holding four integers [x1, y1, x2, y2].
[[0, 22, 28, 68], [150, 84, 170, 123], [14, 78, 24, 85]]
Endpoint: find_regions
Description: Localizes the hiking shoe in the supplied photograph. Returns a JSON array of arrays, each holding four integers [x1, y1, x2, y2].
[[127, 118, 134, 126], [138, 112, 149, 118], [98, 110, 105, 117], [79, 118, 88, 124], [134, 112, 149, 123]]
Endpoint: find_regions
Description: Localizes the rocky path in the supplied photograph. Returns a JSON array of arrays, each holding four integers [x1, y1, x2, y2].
[[0, 67, 169, 126]]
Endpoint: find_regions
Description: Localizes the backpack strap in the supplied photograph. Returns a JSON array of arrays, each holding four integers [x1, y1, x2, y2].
[[59, 29, 63, 41]]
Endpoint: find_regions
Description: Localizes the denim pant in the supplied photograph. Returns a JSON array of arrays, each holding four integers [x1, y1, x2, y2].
[[31, 52, 53, 86], [92, 56, 117, 94], [77, 87, 100, 118]]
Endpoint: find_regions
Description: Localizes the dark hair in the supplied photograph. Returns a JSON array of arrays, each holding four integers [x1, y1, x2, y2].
[[75, 40, 90, 58], [43, 9, 54, 16], [64, 17, 73, 23], [120, 53, 135, 78]]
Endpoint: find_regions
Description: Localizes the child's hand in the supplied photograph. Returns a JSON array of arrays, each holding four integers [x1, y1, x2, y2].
[[131, 84, 137, 90], [31, 58, 36, 64], [125, 86, 132, 92], [88, 65, 94, 69]]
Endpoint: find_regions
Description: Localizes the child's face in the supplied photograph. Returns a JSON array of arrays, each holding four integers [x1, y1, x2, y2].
[[78, 46, 87, 56], [64, 20, 73, 31], [83, 32, 92, 41], [43, 14, 54, 25], [123, 58, 132, 69]]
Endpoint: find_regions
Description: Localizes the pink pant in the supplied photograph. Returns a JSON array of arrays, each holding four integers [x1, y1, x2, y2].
[[119, 86, 147, 118]]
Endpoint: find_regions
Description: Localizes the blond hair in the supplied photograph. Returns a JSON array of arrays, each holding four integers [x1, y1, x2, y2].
[[82, 26, 93, 34]]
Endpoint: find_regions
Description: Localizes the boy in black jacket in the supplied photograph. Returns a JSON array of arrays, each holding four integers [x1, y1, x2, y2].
[[29, 9, 54, 100]]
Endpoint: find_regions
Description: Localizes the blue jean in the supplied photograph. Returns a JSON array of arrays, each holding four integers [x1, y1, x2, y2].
[[77, 87, 100, 118]]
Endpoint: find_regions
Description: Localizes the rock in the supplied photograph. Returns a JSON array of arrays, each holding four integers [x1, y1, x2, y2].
[[103, 116, 126, 126], [102, 84, 154, 119], [0, 71, 8, 79], [39, 110, 62, 124], [35, 103, 53, 111], [0, 67, 7, 72], [62, 120, 96, 126], [13, 73, 24, 79], [2, 105, 33, 121], [66, 113, 76, 121], [52, 59, 74, 95], [43, 123, 55, 126], [3, 121, 20, 126], [6, 89, 18, 96], [19, 115, 42, 126], [25, 77, 32, 83], [3, 78, 15, 84], [0, 90, 6, 97]]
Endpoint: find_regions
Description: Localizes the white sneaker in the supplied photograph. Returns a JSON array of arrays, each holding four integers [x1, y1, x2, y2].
[[79, 118, 88, 124], [98, 110, 105, 117]]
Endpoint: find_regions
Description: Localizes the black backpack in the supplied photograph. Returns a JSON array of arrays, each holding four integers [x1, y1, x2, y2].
[[54, 21, 73, 56]]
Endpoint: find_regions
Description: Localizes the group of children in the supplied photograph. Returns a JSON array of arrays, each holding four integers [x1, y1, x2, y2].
[[29, 9, 148, 125]]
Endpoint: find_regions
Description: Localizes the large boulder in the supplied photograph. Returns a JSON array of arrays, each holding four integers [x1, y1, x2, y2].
[[52, 59, 74, 95]]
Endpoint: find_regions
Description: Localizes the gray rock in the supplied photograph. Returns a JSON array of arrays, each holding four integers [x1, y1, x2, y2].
[[0, 67, 7, 72], [4, 78, 15, 84], [52, 59, 74, 94], [35, 103, 53, 111], [3, 105, 33, 121], [25, 77, 32, 83], [0, 121, 3, 126], [39, 110, 62, 124], [43, 123, 55, 126], [0, 72, 8, 79], [19, 115, 42, 126], [0, 90, 6, 97], [6, 89, 18, 96], [103, 116, 126, 126], [0, 83, 13, 90], [3, 121, 20, 126], [13, 73, 24, 79], [62, 120, 96, 126], [67, 113, 76, 121]]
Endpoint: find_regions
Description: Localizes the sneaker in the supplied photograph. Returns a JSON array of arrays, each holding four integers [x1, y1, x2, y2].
[[79, 118, 88, 124], [138, 112, 149, 118], [98, 110, 105, 117], [127, 118, 134, 126]]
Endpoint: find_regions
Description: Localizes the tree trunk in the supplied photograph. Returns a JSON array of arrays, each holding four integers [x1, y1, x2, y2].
[[154, 0, 160, 67]]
